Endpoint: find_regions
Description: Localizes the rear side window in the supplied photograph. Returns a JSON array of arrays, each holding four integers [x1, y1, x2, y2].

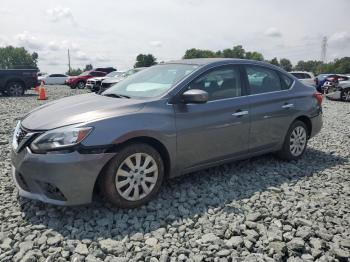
[[291, 73, 304, 79], [245, 66, 282, 94], [280, 73, 293, 90], [303, 73, 311, 79]]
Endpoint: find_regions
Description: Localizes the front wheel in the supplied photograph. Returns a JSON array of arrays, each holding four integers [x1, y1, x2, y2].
[[76, 81, 85, 89], [100, 143, 164, 208], [277, 121, 308, 161], [340, 89, 350, 101]]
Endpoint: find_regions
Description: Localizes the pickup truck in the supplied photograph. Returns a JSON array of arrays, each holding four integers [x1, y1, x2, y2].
[[0, 69, 38, 96]]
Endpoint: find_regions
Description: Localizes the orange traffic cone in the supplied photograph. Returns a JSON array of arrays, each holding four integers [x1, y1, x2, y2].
[[34, 80, 44, 92], [38, 84, 47, 100]]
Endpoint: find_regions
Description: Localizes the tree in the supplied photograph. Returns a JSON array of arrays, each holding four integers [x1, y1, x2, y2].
[[66, 68, 83, 76], [84, 64, 93, 71], [134, 54, 157, 68], [269, 57, 280, 66], [279, 58, 293, 72], [245, 51, 264, 61], [183, 48, 216, 59], [0, 46, 38, 69], [294, 60, 323, 73]]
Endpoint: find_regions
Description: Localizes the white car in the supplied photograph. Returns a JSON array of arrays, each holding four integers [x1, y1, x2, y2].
[[290, 71, 315, 86], [38, 74, 68, 85], [86, 71, 125, 92]]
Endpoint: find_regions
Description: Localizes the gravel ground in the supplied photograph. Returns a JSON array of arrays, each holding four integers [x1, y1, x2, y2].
[[0, 86, 349, 262]]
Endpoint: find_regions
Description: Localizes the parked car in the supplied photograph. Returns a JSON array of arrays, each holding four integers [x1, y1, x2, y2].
[[326, 79, 350, 101], [315, 74, 331, 91], [65, 71, 106, 89], [94, 67, 117, 74], [11, 58, 323, 207], [38, 74, 68, 85], [322, 74, 350, 93], [0, 69, 38, 96], [99, 67, 145, 93], [86, 71, 125, 93], [290, 71, 315, 86]]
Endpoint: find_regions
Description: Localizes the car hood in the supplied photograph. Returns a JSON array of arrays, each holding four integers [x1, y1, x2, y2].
[[339, 80, 350, 87], [103, 76, 125, 84], [89, 77, 106, 81], [21, 93, 145, 130]]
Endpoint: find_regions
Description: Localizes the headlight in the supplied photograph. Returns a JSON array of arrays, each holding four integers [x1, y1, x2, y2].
[[30, 126, 92, 153]]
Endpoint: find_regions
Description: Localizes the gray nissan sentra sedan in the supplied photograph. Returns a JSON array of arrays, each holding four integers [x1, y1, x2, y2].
[[11, 58, 323, 208]]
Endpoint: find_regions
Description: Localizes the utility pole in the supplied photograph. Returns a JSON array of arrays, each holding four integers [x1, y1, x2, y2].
[[321, 36, 328, 63], [68, 49, 71, 75]]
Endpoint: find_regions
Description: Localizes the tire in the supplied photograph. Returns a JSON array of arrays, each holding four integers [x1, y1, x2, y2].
[[340, 89, 350, 101], [277, 120, 308, 161], [6, 82, 25, 96], [100, 143, 164, 208], [76, 81, 85, 89]]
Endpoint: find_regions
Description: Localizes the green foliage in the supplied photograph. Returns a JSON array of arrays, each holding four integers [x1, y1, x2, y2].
[[183, 45, 264, 61], [66, 68, 83, 76], [0, 46, 38, 69], [183, 48, 216, 59], [279, 58, 293, 72], [269, 57, 279, 66], [245, 51, 264, 61], [134, 54, 157, 68], [84, 64, 93, 71], [293, 58, 350, 75]]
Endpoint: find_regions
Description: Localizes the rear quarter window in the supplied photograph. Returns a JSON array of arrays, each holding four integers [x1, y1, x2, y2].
[[280, 73, 293, 90]]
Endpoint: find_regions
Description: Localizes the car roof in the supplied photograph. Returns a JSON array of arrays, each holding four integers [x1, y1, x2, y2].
[[164, 58, 285, 72], [290, 71, 313, 74]]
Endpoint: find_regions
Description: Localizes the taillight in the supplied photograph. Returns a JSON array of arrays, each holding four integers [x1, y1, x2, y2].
[[313, 92, 323, 105]]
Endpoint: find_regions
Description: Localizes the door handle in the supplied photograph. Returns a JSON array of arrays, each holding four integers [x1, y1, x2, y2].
[[232, 110, 249, 117], [282, 103, 294, 109]]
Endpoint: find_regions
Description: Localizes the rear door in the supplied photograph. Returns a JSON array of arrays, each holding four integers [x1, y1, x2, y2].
[[174, 65, 251, 170], [243, 65, 295, 152]]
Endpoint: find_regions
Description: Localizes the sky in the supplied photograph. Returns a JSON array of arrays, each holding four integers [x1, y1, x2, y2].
[[0, 0, 349, 73]]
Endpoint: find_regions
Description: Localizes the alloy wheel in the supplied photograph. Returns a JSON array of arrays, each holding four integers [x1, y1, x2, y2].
[[289, 126, 307, 156], [9, 83, 23, 96], [342, 90, 350, 101], [115, 153, 158, 201]]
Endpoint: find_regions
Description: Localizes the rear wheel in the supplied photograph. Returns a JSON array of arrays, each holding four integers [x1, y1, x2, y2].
[[6, 82, 25, 96], [277, 120, 308, 161], [100, 143, 164, 208]]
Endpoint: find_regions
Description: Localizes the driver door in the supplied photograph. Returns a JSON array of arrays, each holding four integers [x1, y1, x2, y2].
[[174, 65, 250, 171]]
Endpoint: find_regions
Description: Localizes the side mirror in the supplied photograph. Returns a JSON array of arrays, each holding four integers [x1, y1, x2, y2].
[[182, 89, 208, 104]]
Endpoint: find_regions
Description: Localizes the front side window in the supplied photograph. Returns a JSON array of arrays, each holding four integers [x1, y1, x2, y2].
[[188, 66, 243, 101], [245, 66, 282, 94], [103, 64, 198, 98]]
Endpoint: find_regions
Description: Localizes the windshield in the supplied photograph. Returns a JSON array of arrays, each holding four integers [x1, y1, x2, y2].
[[103, 64, 198, 98], [79, 71, 90, 76]]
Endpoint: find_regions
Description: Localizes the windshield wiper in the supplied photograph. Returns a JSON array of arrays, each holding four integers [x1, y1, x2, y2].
[[103, 93, 130, 99]]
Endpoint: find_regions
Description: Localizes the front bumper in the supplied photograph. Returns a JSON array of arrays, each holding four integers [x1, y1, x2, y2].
[[11, 147, 114, 206]]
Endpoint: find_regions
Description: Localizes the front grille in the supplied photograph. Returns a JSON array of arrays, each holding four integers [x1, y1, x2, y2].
[[16, 127, 28, 145]]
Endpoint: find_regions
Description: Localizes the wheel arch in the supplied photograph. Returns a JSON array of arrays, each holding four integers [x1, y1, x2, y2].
[[6, 78, 26, 88], [293, 115, 312, 138], [93, 136, 171, 197]]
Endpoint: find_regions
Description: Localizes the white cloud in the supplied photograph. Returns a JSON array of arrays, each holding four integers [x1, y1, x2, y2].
[[0, 8, 12, 15], [149, 41, 163, 47], [46, 7, 75, 24], [48, 41, 60, 51], [264, 27, 282, 38], [74, 51, 89, 61], [329, 31, 350, 47], [15, 31, 43, 50]]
